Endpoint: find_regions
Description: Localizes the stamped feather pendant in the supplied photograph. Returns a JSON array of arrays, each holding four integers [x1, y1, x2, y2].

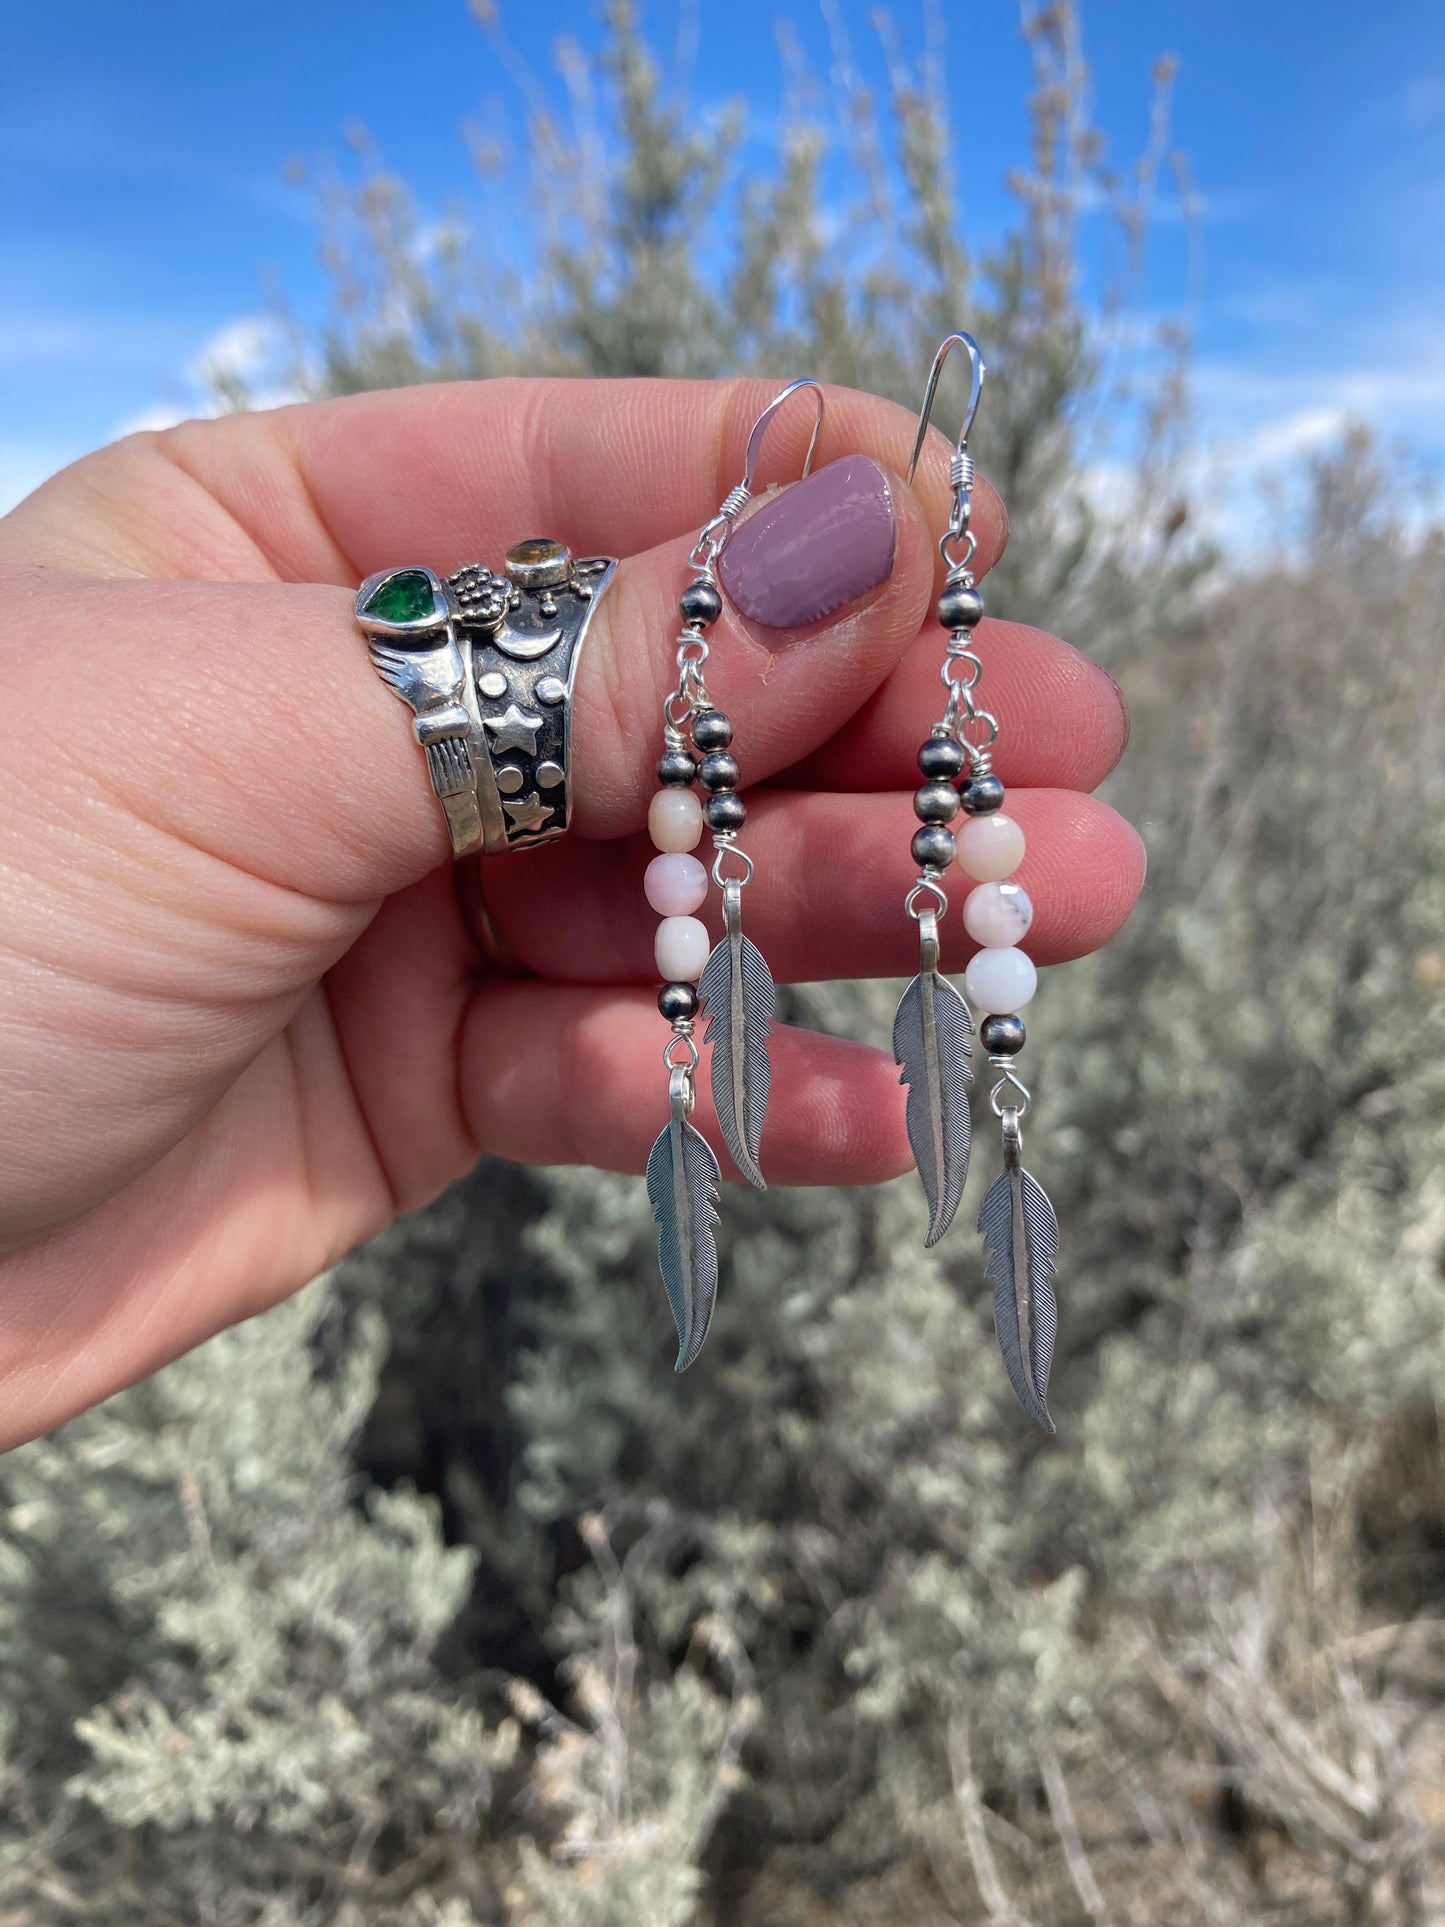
[[698, 879, 775, 1190], [894, 330, 1079, 1423], [977, 1125, 1059, 1434], [893, 910, 973, 1245], [639, 378, 831, 1376], [646, 1089, 722, 1373]]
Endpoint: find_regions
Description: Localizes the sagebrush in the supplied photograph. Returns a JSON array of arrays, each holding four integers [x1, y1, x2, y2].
[[3, 5, 1442, 1921]]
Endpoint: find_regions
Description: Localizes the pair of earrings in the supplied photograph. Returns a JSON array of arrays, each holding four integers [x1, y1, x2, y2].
[[644, 341, 1059, 1434]]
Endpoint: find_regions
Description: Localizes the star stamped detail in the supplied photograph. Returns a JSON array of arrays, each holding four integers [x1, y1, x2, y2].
[[502, 792, 555, 836], [484, 704, 544, 755]]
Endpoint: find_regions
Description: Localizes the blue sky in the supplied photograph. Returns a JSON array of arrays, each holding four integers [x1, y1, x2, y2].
[[3, 0, 1443, 536]]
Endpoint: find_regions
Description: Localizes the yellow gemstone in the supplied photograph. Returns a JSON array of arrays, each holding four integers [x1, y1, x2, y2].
[[508, 537, 567, 567], [505, 537, 572, 589]]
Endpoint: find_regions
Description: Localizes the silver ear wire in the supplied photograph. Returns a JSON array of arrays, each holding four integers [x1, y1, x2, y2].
[[693, 378, 828, 573], [742, 376, 826, 492], [906, 330, 985, 487], [896, 327, 1065, 1433], [647, 379, 821, 1365]]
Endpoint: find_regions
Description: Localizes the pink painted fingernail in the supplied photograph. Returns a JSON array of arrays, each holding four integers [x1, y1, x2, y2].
[[717, 454, 897, 630]]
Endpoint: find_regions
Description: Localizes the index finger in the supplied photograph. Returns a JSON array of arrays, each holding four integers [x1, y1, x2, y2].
[[1, 378, 1006, 589]]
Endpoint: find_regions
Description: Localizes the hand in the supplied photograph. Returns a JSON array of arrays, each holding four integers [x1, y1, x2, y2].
[[0, 379, 1140, 1446]]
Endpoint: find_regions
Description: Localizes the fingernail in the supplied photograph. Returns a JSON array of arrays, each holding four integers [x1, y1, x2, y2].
[[1103, 665, 1131, 753], [718, 454, 897, 630]]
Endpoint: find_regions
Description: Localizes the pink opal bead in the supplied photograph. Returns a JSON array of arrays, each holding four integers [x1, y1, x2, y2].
[[645, 852, 709, 916], [954, 812, 1026, 883], [964, 945, 1037, 1014], [655, 915, 711, 983], [648, 787, 704, 852], [963, 880, 1034, 948]]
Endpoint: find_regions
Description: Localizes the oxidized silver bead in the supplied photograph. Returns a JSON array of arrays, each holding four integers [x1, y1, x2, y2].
[[980, 1013, 1026, 1055], [658, 982, 700, 1022], [699, 751, 740, 792], [704, 792, 747, 833], [657, 748, 699, 788], [937, 581, 985, 630], [917, 735, 967, 781], [911, 824, 956, 869], [692, 709, 734, 751], [914, 781, 960, 823], [962, 774, 1006, 814], [679, 580, 724, 627]]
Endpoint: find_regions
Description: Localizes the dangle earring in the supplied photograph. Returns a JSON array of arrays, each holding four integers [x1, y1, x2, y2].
[[895, 333, 1060, 1433], [645, 379, 826, 1372]]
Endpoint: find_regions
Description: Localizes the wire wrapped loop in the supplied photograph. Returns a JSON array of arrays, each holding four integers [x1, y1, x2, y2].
[[664, 1030, 700, 1077], [989, 1066, 1032, 1119], [711, 841, 755, 889], [905, 875, 950, 921], [940, 526, 978, 573]]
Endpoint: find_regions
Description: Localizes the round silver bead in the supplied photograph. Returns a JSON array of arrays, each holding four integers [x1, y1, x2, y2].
[[692, 709, 734, 752], [962, 774, 1006, 814], [658, 982, 700, 1022], [937, 581, 985, 630], [918, 736, 966, 781], [911, 824, 956, 869], [657, 748, 699, 787], [704, 792, 746, 834], [699, 751, 740, 792], [981, 1013, 1026, 1055], [679, 580, 724, 627], [914, 781, 960, 824]]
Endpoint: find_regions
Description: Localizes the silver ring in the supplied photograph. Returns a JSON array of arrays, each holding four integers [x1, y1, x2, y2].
[[454, 858, 534, 976], [355, 538, 617, 858]]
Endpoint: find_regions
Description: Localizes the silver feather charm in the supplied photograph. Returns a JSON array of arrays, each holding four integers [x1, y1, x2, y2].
[[646, 1072, 722, 1372], [698, 879, 774, 1190], [893, 910, 973, 1245], [977, 1116, 1059, 1433]]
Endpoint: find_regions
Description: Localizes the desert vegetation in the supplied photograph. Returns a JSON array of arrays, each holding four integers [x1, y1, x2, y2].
[[1, 5, 1441, 1920]]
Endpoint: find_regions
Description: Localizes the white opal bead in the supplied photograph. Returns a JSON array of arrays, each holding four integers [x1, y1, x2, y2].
[[648, 787, 704, 853], [954, 812, 1026, 883], [963, 880, 1034, 948], [645, 852, 709, 916], [655, 915, 711, 983], [964, 945, 1037, 1014]]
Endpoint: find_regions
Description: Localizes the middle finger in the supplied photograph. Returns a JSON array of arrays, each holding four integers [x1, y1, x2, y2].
[[789, 615, 1130, 795], [475, 784, 1145, 985]]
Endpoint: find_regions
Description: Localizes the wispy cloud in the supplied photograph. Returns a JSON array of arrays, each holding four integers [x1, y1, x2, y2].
[[1181, 317, 1445, 550], [0, 312, 306, 514]]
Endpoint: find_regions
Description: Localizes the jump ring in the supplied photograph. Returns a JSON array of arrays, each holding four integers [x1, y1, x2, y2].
[[958, 708, 1000, 749]]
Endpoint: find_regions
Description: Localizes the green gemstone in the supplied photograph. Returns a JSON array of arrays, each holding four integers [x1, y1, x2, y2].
[[362, 570, 437, 624]]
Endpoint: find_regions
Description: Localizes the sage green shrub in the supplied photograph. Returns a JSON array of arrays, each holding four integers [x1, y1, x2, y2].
[[3, 6, 1441, 1921]]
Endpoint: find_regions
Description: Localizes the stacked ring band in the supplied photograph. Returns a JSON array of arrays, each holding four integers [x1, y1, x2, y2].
[[355, 537, 618, 857]]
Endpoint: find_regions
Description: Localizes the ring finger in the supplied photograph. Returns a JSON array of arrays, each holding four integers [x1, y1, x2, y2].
[[470, 784, 1145, 985]]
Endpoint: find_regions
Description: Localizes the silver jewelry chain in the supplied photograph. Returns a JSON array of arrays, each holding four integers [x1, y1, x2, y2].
[[665, 512, 757, 896]]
